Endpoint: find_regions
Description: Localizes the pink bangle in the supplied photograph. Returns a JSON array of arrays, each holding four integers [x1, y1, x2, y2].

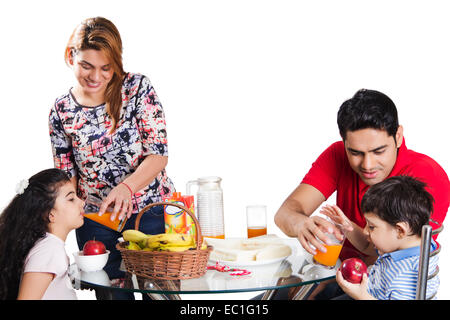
[[121, 182, 133, 197]]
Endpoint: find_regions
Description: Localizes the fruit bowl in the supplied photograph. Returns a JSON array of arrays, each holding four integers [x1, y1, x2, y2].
[[73, 250, 110, 272]]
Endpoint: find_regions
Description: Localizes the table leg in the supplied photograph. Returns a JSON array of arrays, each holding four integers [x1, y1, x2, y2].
[[289, 283, 316, 300], [260, 289, 278, 300], [137, 276, 181, 300], [145, 292, 181, 300]]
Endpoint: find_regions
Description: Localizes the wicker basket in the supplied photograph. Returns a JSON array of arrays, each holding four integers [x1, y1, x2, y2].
[[116, 202, 213, 280]]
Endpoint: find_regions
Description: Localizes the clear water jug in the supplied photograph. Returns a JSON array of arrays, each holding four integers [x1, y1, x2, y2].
[[186, 176, 225, 239]]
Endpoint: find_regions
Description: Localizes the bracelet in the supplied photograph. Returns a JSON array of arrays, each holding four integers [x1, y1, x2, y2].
[[120, 182, 133, 197]]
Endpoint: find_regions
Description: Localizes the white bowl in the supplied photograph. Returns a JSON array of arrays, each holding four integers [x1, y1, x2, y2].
[[73, 250, 110, 272], [300, 261, 339, 281], [80, 270, 111, 286]]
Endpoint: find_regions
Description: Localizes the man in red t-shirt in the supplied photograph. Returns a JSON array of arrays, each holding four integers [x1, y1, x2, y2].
[[275, 89, 450, 266]]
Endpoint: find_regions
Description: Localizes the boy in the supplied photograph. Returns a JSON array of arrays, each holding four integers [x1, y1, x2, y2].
[[322, 175, 439, 300]]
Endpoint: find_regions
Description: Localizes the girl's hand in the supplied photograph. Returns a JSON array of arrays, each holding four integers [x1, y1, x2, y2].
[[336, 269, 374, 300], [99, 183, 133, 221]]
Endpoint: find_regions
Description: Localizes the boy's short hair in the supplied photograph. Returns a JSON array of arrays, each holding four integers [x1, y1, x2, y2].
[[337, 89, 399, 141], [361, 175, 434, 236]]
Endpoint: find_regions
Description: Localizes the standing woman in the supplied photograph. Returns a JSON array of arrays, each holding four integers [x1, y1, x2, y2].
[[49, 17, 176, 297]]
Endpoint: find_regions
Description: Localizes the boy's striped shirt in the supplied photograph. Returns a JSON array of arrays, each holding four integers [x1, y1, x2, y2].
[[367, 241, 439, 300]]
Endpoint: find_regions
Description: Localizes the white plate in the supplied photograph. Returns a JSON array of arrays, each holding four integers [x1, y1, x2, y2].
[[207, 237, 297, 267], [208, 255, 289, 267]]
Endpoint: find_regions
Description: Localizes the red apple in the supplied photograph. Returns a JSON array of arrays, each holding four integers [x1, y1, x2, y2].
[[83, 240, 106, 256], [339, 258, 368, 284]]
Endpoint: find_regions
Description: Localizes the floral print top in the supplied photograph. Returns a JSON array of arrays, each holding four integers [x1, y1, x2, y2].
[[49, 73, 176, 214]]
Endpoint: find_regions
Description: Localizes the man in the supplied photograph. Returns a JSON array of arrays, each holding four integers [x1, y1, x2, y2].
[[274, 89, 449, 298]]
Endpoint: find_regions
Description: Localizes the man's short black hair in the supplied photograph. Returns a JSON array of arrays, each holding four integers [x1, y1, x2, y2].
[[337, 89, 399, 141], [361, 175, 434, 236]]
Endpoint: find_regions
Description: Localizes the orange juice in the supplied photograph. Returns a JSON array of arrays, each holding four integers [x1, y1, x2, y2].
[[313, 244, 343, 267], [84, 212, 127, 232], [204, 234, 225, 239], [247, 227, 267, 238]]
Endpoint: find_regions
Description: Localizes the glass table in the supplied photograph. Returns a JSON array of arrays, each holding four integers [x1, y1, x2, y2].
[[69, 238, 338, 300]]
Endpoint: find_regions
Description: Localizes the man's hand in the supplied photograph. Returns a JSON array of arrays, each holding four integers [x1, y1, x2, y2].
[[297, 215, 339, 255]]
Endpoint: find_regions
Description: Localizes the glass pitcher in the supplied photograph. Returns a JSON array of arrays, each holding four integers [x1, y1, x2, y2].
[[186, 176, 225, 239]]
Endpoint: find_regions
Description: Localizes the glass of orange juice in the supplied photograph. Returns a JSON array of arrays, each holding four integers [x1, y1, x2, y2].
[[246, 205, 267, 238], [83, 195, 128, 232], [313, 222, 345, 269]]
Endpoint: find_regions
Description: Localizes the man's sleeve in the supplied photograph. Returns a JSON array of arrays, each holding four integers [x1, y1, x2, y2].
[[301, 142, 343, 200]]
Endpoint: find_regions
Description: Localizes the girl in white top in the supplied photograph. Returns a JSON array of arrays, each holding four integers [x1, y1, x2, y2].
[[0, 168, 84, 300]]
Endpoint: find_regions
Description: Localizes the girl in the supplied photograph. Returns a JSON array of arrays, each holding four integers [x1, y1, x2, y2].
[[0, 168, 84, 300], [49, 17, 175, 298]]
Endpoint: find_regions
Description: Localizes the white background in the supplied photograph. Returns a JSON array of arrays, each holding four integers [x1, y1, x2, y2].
[[0, 0, 449, 300]]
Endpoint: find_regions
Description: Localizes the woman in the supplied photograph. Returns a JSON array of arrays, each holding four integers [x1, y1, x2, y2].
[[49, 17, 175, 298]]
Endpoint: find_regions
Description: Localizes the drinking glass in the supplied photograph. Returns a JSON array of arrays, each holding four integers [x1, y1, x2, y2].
[[83, 195, 128, 232], [246, 205, 267, 238], [312, 221, 345, 268]]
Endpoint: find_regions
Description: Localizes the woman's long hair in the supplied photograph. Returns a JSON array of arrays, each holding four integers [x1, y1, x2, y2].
[[64, 17, 125, 133], [0, 169, 70, 300]]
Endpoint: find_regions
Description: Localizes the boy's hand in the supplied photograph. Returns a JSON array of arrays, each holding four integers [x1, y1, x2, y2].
[[336, 269, 375, 300], [320, 205, 354, 239]]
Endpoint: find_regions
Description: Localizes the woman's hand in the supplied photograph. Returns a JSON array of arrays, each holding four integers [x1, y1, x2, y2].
[[99, 183, 133, 221]]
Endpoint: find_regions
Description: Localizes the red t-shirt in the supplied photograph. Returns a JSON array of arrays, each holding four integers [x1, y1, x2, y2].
[[301, 137, 450, 258]]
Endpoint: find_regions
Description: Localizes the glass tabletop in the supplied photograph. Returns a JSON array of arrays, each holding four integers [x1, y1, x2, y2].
[[70, 238, 338, 295]]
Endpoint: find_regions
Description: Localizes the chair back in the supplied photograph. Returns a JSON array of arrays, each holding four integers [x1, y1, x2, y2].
[[415, 223, 443, 300]]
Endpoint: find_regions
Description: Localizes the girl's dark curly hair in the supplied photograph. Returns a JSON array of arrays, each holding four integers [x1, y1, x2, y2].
[[0, 168, 70, 300]]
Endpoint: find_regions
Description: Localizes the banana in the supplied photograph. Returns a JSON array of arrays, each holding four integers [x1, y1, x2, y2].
[[122, 230, 149, 243], [159, 243, 208, 251], [123, 231, 207, 252], [146, 233, 195, 247], [127, 241, 141, 250], [138, 239, 148, 249], [157, 245, 191, 252], [145, 240, 162, 250]]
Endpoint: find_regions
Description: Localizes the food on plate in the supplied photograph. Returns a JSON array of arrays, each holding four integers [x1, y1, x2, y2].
[[82, 240, 107, 256], [205, 235, 292, 262], [241, 234, 285, 250], [339, 258, 368, 284], [204, 237, 243, 251], [255, 244, 293, 260], [121, 230, 207, 252], [210, 247, 261, 262]]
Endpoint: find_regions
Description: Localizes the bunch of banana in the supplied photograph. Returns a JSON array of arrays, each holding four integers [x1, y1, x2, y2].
[[122, 230, 148, 242], [122, 230, 207, 252]]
